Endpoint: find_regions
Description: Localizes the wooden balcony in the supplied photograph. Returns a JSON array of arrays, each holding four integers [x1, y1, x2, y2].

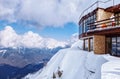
[[87, 15, 120, 36]]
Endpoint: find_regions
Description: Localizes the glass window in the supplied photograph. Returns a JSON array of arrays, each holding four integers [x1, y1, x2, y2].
[[79, 24, 82, 34], [117, 37, 120, 55], [84, 20, 86, 32], [111, 37, 120, 56], [112, 37, 116, 42], [82, 22, 84, 33], [83, 38, 93, 51], [112, 37, 117, 55], [80, 13, 97, 33], [117, 37, 120, 42], [90, 38, 93, 51], [85, 39, 88, 51]]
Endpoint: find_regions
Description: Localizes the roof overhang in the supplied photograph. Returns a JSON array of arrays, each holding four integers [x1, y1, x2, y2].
[[105, 4, 120, 13]]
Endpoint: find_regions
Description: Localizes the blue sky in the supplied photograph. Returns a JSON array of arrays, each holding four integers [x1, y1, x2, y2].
[[39, 23, 78, 41], [0, 21, 78, 41]]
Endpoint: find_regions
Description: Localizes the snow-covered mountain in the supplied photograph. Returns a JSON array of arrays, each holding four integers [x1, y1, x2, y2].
[[0, 26, 84, 79], [0, 26, 72, 68], [24, 40, 120, 79], [69, 33, 78, 44], [0, 46, 69, 68]]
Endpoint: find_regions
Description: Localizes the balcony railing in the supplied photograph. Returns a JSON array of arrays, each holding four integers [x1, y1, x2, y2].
[[79, 0, 114, 20], [87, 15, 120, 31]]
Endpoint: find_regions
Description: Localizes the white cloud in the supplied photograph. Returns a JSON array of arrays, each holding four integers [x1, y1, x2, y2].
[[0, 26, 19, 47], [20, 31, 43, 48], [0, 26, 68, 48], [17, 0, 82, 27], [0, 0, 120, 27], [0, 0, 82, 27]]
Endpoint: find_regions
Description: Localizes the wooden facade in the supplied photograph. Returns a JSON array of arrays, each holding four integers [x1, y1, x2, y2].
[[79, 3, 120, 56]]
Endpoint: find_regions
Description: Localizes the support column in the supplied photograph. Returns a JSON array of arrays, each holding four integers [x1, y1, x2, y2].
[[88, 38, 90, 52], [83, 39, 85, 50], [94, 35, 106, 54]]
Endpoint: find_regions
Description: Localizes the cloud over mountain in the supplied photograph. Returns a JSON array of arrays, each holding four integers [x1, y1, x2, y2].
[[0, 0, 84, 27], [0, 26, 68, 48]]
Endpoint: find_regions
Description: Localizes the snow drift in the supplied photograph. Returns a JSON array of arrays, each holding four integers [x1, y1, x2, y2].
[[24, 40, 107, 79], [24, 40, 120, 79], [102, 55, 120, 79]]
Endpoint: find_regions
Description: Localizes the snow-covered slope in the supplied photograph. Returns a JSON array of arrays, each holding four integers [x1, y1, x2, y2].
[[24, 40, 109, 79], [24, 40, 120, 79]]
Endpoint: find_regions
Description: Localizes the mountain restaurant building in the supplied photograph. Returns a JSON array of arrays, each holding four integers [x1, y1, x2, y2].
[[79, 2, 120, 56]]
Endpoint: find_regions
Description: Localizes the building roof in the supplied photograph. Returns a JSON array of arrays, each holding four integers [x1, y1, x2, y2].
[[105, 4, 120, 13], [79, 3, 120, 25]]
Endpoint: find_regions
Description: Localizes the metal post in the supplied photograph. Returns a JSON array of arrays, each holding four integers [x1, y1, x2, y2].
[[113, 0, 114, 6], [97, 0, 99, 8]]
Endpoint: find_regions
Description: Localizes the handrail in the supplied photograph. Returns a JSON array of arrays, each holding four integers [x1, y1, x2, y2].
[[99, 0, 113, 3], [88, 16, 119, 26], [79, 1, 98, 19], [79, 0, 114, 19], [87, 15, 120, 30], [88, 16, 116, 25]]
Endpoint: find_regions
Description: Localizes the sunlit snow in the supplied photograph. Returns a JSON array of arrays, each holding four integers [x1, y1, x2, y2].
[[24, 40, 120, 79]]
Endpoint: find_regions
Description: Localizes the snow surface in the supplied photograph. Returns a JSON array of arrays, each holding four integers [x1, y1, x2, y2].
[[24, 41, 120, 79], [24, 40, 106, 79], [71, 40, 83, 49], [102, 55, 120, 79]]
